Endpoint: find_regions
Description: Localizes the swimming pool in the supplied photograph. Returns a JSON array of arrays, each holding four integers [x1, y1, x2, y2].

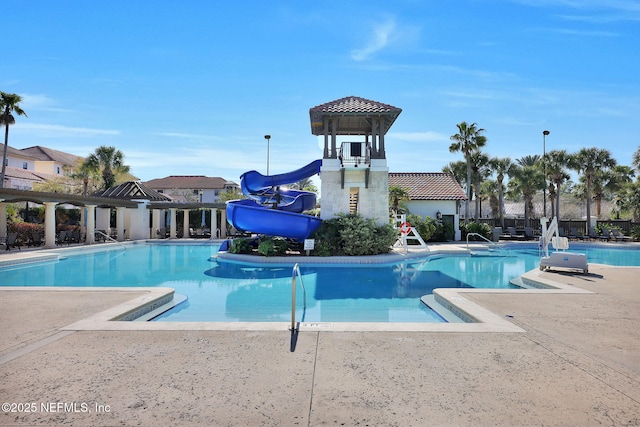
[[1, 242, 638, 323]]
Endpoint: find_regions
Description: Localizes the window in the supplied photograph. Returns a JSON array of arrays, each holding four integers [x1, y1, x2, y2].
[[23, 162, 28, 169], [56, 166, 61, 174]]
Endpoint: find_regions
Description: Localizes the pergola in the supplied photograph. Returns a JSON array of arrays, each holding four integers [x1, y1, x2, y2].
[[0, 185, 227, 249]]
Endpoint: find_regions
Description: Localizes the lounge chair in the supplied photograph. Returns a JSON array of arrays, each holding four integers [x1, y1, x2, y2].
[[568, 228, 578, 240], [597, 228, 611, 242], [57, 230, 69, 245], [507, 227, 525, 240], [29, 231, 44, 247], [4, 232, 20, 251], [523, 227, 536, 240], [611, 229, 631, 242]]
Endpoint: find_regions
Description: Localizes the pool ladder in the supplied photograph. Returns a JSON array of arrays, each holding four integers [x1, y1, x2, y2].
[[290, 263, 307, 331]]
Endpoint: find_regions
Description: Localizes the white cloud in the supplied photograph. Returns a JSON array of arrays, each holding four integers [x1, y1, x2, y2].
[[17, 123, 120, 137], [351, 19, 397, 61]]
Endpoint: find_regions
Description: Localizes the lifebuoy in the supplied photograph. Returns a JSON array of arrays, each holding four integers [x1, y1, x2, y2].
[[400, 222, 411, 235]]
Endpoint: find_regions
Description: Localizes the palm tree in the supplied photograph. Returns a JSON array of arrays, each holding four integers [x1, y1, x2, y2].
[[570, 147, 616, 232], [546, 150, 571, 220], [488, 157, 513, 228], [442, 161, 467, 189], [449, 122, 487, 222], [510, 159, 545, 228], [85, 146, 131, 190], [470, 151, 491, 219], [632, 146, 640, 173], [389, 185, 410, 215], [0, 92, 28, 189]]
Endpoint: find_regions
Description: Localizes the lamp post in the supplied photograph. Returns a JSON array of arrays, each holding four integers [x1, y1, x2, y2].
[[264, 135, 271, 175], [542, 130, 550, 218]]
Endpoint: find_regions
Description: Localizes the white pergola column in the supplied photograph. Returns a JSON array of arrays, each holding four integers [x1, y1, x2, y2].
[[96, 207, 110, 234], [0, 201, 6, 240], [183, 209, 190, 238], [169, 208, 177, 239], [151, 209, 161, 239], [85, 205, 97, 245], [211, 208, 217, 239], [44, 202, 57, 248], [116, 207, 126, 241], [220, 208, 227, 238]]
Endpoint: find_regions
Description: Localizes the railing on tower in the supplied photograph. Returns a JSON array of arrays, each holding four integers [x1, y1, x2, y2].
[[338, 142, 371, 168]]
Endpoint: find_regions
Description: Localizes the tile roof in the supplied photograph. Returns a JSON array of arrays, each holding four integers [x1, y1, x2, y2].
[[144, 175, 230, 190], [309, 96, 402, 136], [309, 96, 402, 115], [388, 172, 467, 201], [19, 146, 83, 165]]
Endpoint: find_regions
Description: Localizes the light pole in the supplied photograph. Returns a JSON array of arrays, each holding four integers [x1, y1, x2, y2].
[[542, 130, 550, 218], [264, 134, 271, 175]]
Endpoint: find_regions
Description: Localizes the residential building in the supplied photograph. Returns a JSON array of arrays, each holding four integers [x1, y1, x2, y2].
[[143, 176, 239, 203], [2, 145, 82, 190]]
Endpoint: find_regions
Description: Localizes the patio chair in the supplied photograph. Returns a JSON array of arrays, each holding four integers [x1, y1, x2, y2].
[[611, 229, 631, 242], [57, 230, 69, 245], [506, 227, 525, 240], [5, 232, 20, 251], [29, 231, 44, 247], [597, 228, 612, 242]]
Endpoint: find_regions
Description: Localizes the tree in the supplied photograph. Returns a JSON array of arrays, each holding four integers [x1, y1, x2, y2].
[[510, 159, 545, 228], [546, 150, 571, 220], [388, 185, 410, 215], [488, 157, 513, 228], [469, 151, 491, 219], [85, 146, 131, 190], [0, 92, 28, 189], [449, 122, 487, 222], [570, 147, 616, 231]]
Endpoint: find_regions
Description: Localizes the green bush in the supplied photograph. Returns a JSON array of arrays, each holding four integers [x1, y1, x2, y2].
[[229, 238, 253, 254], [460, 221, 492, 240], [257, 236, 289, 257], [630, 225, 640, 241], [311, 213, 398, 256], [406, 214, 436, 242]]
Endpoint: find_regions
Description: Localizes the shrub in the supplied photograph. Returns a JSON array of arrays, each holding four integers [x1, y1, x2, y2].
[[229, 238, 253, 254], [406, 214, 436, 242], [311, 213, 398, 256], [630, 225, 640, 241], [460, 221, 492, 240], [257, 236, 289, 257]]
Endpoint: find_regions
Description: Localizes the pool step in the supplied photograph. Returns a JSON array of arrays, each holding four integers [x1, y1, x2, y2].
[[133, 293, 188, 321], [420, 295, 467, 323]]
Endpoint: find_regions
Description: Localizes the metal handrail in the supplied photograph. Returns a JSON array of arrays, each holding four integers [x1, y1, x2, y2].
[[290, 263, 307, 331], [94, 230, 126, 249], [466, 233, 499, 251]]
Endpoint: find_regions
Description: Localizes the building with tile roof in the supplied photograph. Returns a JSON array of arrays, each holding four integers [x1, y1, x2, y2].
[[2, 145, 83, 190], [389, 172, 467, 240], [143, 175, 239, 203]]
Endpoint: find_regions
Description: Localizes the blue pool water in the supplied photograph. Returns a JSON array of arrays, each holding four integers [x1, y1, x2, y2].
[[1, 242, 638, 323]]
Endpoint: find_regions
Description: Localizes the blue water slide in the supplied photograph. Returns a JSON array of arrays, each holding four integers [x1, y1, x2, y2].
[[226, 159, 322, 240]]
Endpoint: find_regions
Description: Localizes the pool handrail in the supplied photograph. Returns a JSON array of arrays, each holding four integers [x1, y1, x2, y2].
[[466, 233, 499, 251], [95, 230, 126, 249], [290, 263, 307, 331]]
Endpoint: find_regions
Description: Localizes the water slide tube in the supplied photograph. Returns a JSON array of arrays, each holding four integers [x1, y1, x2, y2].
[[226, 159, 322, 240]]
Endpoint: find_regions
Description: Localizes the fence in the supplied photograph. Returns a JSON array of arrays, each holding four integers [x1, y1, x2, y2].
[[477, 218, 636, 235]]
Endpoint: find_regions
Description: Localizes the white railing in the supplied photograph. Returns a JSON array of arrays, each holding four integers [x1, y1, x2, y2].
[[290, 263, 307, 331], [94, 230, 126, 249], [466, 233, 499, 250]]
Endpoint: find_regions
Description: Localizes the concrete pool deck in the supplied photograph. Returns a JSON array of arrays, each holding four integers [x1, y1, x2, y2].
[[1, 245, 639, 425]]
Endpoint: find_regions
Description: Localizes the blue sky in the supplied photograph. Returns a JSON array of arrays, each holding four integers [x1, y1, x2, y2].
[[3, 1, 639, 186]]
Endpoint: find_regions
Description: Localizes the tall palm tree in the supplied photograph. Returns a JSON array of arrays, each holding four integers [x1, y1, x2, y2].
[[632, 146, 640, 173], [470, 151, 491, 220], [449, 122, 487, 222], [71, 158, 101, 195], [510, 159, 545, 228], [546, 149, 571, 220], [85, 146, 131, 190], [442, 161, 467, 189], [488, 157, 513, 228], [570, 147, 616, 232], [0, 92, 28, 189]]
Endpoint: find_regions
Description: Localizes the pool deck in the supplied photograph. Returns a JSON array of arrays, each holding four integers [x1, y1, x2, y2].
[[1, 242, 639, 426]]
